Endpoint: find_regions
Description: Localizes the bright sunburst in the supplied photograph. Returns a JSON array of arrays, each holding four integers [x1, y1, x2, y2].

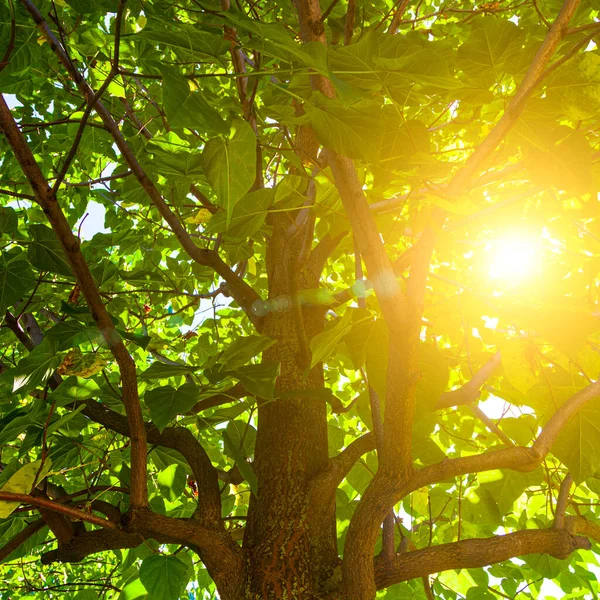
[[486, 235, 540, 283]]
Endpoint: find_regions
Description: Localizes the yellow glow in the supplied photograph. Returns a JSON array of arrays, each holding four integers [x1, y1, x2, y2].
[[487, 235, 540, 283]]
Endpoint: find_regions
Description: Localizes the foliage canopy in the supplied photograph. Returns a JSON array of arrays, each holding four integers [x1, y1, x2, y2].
[[3, 0, 600, 599]]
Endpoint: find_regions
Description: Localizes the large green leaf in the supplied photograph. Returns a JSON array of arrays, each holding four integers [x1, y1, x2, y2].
[[145, 383, 199, 432], [140, 362, 198, 381], [553, 397, 600, 483], [136, 22, 229, 62], [217, 335, 276, 370], [546, 52, 600, 121], [457, 17, 526, 83], [310, 310, 355, 369], [305, 97, 384, 161], [202, 118, 257, 226], [206, 188, 274, 240], [6, 338, 62, 392], [222, 429, 258, 495], [27, 224, 73, 277], [156, 464, 187, 502], [139, 554, 191, 600], [0, 207, 18, 236], [480, 469, 543, 515], [232, 362, 280, 400], [0, 252, 35, 316], [161, 70, 227, 135], [0, 459, 52, 518]]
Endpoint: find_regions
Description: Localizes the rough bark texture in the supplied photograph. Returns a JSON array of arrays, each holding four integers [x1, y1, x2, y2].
[[244, 212, 336, 598]]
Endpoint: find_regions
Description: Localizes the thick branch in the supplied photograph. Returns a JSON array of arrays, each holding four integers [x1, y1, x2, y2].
[[374, 528, 591, 590], [40, 528, 144, 565], [0, 95, 148, 509], [345, 359, 598, 599], [77, 398, 223, 528], [339, 1, 583, 595], [4, 312, 35, 351], [412, 379, 600, 493]]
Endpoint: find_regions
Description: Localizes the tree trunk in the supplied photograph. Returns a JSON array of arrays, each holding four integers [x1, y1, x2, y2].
[[243, 215, 339, 598]]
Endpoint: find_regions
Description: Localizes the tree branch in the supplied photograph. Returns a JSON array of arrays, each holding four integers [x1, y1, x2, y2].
[[411, 379, 600, 494], [20, 0, 263, 328], [77, 398, 223, 528], [40, 528, 144, 565], [446, 0, 581, 196], [0, 94, 148, 510], [554, 473, 573, 529], [0, 492, 118, 529], [374, 528, 591, 590], [338, 0, 583, 593], [436, 352, 502, 409], [52, 0, 127, 191]]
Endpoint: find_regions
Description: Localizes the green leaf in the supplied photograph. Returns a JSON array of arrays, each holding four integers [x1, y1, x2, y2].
[[547, 52, 600, 121], [46, 403, 87, 436], [139, 362, 198, 381], [310, 310, 355, 369], [524, 552, 564, 579], [161, 70, 227, 135], [146, 147, 204, 179], [499, 338, 537, 395], [206, 188, 274, 240], [45, 321, 102, 351], [305, 97, 384, 162], [222, 430, 258, 495], [553, 397, 600, 483], [145, 383, 199, 432], [202, 118, 257, 226], [0, 252, 35, 316], [156, 464, 187, 502], [48, 376, 102, 406], [139, 554, 190, 600], [523, 130, 594, 194], [457, 17, 526, 83], [224, 419, 257, 457], [463, 485, 502, 527], [0, 207, 18, 236], [27, 224, 73, 277], [218, 335, 276, 370], [0, 459, 52, 518], [481, 469, 543, 515], [136, 23, 229, 62], [7, 338, 62, 392], [232, 362, 280, 399]]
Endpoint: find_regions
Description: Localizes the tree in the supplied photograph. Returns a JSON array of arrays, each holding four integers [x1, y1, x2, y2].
[[3, 0, 600, 597]]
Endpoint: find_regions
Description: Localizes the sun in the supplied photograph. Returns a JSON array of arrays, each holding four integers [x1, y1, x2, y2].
[[486, 234, 540, 284]]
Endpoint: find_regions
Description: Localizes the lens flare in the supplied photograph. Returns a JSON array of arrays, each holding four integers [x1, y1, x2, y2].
[[487, 235, 539, 283]]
